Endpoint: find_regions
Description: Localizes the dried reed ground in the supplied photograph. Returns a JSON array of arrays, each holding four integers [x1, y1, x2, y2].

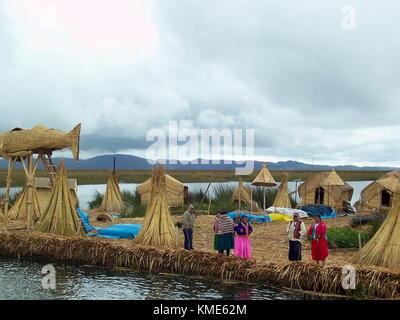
[[89, 213, 357, 267]]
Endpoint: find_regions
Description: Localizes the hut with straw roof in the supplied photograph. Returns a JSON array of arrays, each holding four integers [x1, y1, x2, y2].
[[137, 173, 187, 207], [99, 173, 124, 213], [354, 192, 400, 269], [298, 169, 353, 213], [34, 161, 84, 236], [34, 177, 78, 214], [231, 178, 261, 212], [359, 171, 400, 213], [251, 164, 277, 213], [134, 165, 182, 248], [271, 172, 292, 208]]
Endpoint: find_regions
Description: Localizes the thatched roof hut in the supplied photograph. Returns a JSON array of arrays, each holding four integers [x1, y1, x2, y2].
[[34, 161, 84, 236], [251, 164, 277, 187], [298, 169, 353, 213], [272, 172, 292, 208], [99, 173, 124, 213], [34, 177, 78, 214], [359, 171, 400, 212], [137, 173, 187, 207], [134, 165, 182, 247], [231, 178, 261, 212], [354, 193, 400, 269]]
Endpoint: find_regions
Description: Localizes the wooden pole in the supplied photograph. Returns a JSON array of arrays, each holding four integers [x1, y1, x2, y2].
[[238, 188, 241, 212], [3, 157, 17, 231], [250, 188, 253, 213], [207, 197, 212, 215], [263, 188, 266, 214]]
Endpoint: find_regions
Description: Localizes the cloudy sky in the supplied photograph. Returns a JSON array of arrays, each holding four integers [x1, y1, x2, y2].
[[0, 0, 399, 166]]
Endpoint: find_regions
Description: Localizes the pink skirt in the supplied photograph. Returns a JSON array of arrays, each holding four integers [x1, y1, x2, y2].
[[234, 236, 252, 259]]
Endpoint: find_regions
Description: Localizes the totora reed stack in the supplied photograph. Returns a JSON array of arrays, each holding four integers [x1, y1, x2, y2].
[[34, 161, 84, 236], [354, 192, 400, 270], [134, 165, 182, 248], [99, 172, 124, 213]]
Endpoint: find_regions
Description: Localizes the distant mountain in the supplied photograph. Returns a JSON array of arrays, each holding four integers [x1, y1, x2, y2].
[[0, 154, 398, 171]]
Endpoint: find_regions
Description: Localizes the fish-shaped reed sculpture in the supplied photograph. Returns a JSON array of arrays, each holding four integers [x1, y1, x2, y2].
[[0, 124, 81, 160]]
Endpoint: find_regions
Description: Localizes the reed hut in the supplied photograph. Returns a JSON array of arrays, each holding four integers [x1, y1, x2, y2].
[[34, 161, 84, 236], [298, 169, 353, 213], [137, 173, 187, 207], [99, 173, 124, 213], [134, 165, 182, 248], [251, 164, 277, 213], [271, 172, 292, 208], [231, 178, 261, 212], [34, 177, 78, 213], [359, 171, 400, 212], [354, 193, 400, 269]]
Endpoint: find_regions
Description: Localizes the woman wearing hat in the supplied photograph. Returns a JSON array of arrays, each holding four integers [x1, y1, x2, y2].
[[308, 215, 329, 265], [286, 212, 306, 261]]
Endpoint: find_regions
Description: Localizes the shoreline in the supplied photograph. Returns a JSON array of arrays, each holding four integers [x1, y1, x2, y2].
[[0, 169, 384, 188]]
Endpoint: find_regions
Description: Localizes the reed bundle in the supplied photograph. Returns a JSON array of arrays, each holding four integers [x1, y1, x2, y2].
[[134, 165, 182, 248], [1, 231, 400, 298], [354, 193, 400, 269], [34, 161, 84, 236], [99, 173, 124, 213], [271, 172, 292, 208]]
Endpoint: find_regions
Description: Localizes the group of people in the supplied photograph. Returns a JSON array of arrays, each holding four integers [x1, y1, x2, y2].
[[181, 204, 329, 265]]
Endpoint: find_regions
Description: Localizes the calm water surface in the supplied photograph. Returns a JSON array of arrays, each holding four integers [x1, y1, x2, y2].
[[0, 257, 330, 300]]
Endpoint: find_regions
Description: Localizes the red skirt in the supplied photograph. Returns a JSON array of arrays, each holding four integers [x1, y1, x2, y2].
[[311, 238, 329, 261]]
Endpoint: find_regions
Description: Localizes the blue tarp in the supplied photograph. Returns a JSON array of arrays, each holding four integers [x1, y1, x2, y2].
[[95, 224, 142, 239], [77, 208, 98, 232], [228, 212, 272, 223], [299, 205, 337, 218], [77, 208, 142, 239]]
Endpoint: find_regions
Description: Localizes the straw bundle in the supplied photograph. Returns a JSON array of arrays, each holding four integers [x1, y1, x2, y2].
[[271, 172, 292, 208], [354, 193, 400, 269], [0, 124, 81, 161], [137, 173, 186, 207], [231, 178, 260, 211], [1, 231, 400, 298], [8, 185, 42, 221], [99, 173, 124, 213], [134, 165, 182, 248], [34, 161, 84, 236]]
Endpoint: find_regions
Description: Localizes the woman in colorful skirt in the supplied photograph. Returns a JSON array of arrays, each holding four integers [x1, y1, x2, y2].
[[213, 211, 222, 251], [307, 215, 329, 265], [234, 216, 253, 259], [217, 210, 234, 256]]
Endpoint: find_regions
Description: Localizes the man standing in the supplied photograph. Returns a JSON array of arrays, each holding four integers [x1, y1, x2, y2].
[[182, 204, 196, 250]]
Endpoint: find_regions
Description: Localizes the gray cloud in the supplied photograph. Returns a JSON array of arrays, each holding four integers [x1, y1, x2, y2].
[[0, 0, 399, 166]]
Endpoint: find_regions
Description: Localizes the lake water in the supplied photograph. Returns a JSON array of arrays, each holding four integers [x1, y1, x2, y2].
[[3, 181, 373, 210], [0, 256, 332, 300]]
